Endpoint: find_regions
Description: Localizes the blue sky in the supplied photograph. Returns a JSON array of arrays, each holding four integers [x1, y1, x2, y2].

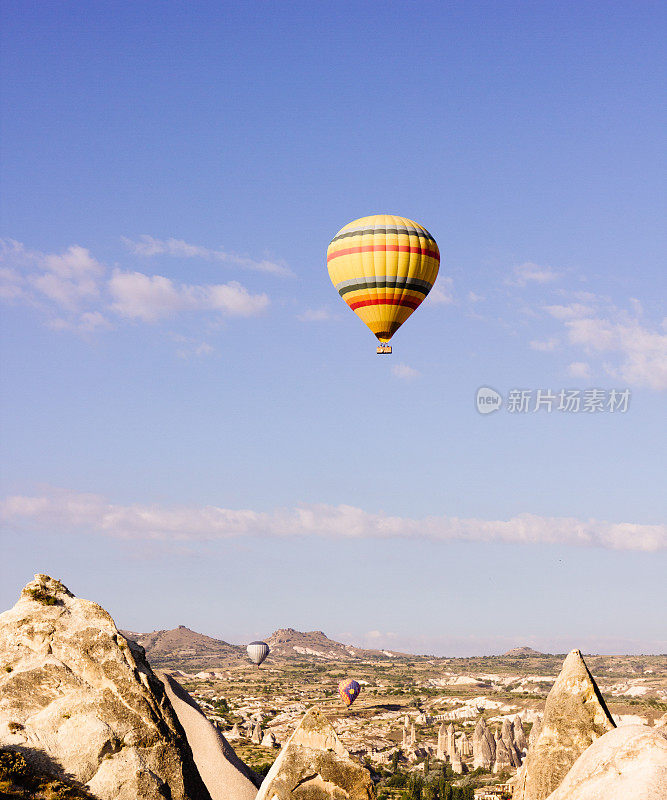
[[1, 1, 665, 655]]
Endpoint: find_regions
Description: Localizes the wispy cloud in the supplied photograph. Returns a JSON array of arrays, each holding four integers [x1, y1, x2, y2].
[[425, 276, 454, 305], [122, 235, 294, 277], [109, 271, 268, 322], [392, 363, 420, 380], [1, 239, 105, 310], [568, 361, 591, 378], [507, 262, 560, 287], [297, 307, 338, 322], [2, 489, 664, 552], [544, 299, 667, 390], [0, 238, 270, 332], [530, 337, 559, 352]]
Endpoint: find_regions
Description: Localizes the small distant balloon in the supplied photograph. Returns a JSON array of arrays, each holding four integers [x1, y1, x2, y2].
[[247, 641, 270, 667], [338, 679, 361, 707]]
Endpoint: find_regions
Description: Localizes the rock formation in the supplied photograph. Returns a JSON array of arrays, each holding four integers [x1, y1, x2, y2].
[[0, 574, 211, 800], [436, 722, 446, 760], [513, 715, 528, 753], [261, 731, 278, 748], [450, 746, 463, 774], [514, 649, 615, 800], [459, 732, 472, 757], [252, 722, 263, 744], [545, 725, 667, 800], [446, 723, 455, 758], [501, 718, 521, 767], [158, 670, 259, 800], [472, 718, 495, 770], [255, 707, 375, 800], [410, 722, 416, 746], [402, 727, 408, 748], [227, 723, 242, 740], [493, 731, 512, 773]]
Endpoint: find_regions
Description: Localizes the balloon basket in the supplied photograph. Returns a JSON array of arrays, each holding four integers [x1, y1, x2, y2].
[[376, 345, 392, 355]]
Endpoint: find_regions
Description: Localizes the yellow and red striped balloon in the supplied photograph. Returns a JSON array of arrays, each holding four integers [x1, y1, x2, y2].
[[327, 214, 440, 345]]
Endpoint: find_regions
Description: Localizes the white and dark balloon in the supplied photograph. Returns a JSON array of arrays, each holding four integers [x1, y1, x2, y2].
[[247, 641, 270, 666]]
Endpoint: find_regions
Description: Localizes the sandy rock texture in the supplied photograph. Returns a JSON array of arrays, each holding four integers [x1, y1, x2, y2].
[[514, 649, 615, 800], [0, 574, 211, 800], [157, 670, 259, 800], [545, 725, 667, 800], [255, 706, 375, 800]]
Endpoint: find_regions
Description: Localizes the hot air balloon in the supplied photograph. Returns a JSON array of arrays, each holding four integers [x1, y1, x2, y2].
[[327, 214, 440, 354], [338, 679, 361, 707], [247, 641, 270, 667]]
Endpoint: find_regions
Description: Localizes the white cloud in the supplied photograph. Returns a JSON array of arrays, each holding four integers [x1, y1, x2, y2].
[[392, 363, 420, 380], [108, 270, 192, 321], [0, 266, 27, 300], [568, 361, 591, 378], [204, 281, 269, 317], [122, 235, 294, 277], [2, 489, 664, 552], [108, 270, 269, 321], [468, 291, 485, 303], [49, 311, 113, 333], [530, 337, 559, 352], [425, 276, 454, 305], [507, 262, 560, 287], [297, 307, 337, 322], [545, 303, 597, 321], [546, 301, 667, 390], [1, 239, 272, 339], [1, 239, 104, 309]]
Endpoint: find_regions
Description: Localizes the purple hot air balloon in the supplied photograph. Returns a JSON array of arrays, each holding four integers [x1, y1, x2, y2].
[[338, 679, 361, 707]]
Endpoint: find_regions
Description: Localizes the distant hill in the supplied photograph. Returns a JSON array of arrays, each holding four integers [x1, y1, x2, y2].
[[121, 625, 244, 669], [503, 646, 546, 657], [121, 625, 404, 669], [266, 628, 402, 660]]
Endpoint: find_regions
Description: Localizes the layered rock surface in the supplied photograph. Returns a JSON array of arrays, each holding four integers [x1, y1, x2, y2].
[[0, 574, 211, 800], [515, 649, 615, 800], [157, 670, 259, 800], [545, 725, 667, 800], [255, 706, 375, 800]]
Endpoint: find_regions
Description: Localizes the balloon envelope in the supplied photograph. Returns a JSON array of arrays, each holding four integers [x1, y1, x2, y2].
[[247, 641, 270, 666], [338, 679, 361, 707], [327, 214, 440, 343]]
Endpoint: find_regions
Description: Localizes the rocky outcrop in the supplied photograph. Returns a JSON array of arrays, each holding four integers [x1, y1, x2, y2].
[[157, 670, 259, 800], [494, 731, 512, 773], [0, 574, 211, 800], [262, 731, 278, 748], [473, 718, 495, 770], [252, 722, 263, 744], [255, 707, 375, 800], [227, 723, 242, 740], [513, 715, 528, 753], [501, 718, 521, 767], [514, 649, 615, 800], [436, 722, 446, 760], [545, 725, 667, 800], [450, 746, 463, 774], [445, 723, 455, 758]]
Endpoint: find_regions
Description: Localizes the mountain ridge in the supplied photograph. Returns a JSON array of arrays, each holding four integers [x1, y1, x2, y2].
[[121, 625, 406, 668]]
